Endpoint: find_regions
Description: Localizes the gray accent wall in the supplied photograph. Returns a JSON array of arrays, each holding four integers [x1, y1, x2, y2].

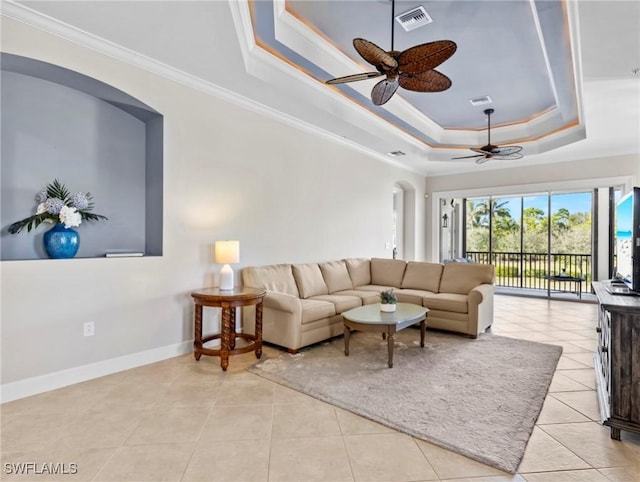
[[145, 117, 163, 256], [0, 54, 163, 260]]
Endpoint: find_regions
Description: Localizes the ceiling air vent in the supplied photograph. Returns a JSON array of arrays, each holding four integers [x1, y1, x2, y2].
[[469, 95, 493, 107], [395, 6, 432, 32]]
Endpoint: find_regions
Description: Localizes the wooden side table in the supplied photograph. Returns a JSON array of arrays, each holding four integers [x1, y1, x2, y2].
[[191, 287, 266, 371]]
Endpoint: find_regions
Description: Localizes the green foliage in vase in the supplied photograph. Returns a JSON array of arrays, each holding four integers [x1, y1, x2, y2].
[[380, 289, 398, 304], [8, 179, 108, 234]]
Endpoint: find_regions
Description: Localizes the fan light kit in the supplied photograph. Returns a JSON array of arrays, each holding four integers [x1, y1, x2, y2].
[[452, 108, 523, 164], [325, 0, 456, 106]]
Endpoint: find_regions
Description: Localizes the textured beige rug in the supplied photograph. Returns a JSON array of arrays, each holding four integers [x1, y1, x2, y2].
[[249, 329, 562, 473]]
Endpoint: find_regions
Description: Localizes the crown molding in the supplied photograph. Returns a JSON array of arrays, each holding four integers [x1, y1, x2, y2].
[[1, 0, 419, 174]]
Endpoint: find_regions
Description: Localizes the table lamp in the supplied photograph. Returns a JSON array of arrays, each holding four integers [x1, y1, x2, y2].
[[215, 240, 239, 290]]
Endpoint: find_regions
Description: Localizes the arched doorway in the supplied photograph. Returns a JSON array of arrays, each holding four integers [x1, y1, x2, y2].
[[393, 182, 417, 260]]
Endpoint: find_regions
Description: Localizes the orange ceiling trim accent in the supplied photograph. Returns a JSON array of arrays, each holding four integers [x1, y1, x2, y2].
[[432, 118, 581, 150], [444, 106, 559, 132]]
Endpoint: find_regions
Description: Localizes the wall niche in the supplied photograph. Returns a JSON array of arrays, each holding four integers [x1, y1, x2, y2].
[[1, 53, 163, 261]]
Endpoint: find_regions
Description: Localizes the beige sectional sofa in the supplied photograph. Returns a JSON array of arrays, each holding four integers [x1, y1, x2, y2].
[[242, 258, 495, 352]]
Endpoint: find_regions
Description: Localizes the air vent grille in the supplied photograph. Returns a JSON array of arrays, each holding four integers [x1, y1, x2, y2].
[[395, 6, 432, 32], [469, 96, 493, 107]]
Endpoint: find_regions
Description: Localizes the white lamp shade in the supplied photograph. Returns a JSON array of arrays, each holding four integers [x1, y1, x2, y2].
[[215, 240, 239, 264]]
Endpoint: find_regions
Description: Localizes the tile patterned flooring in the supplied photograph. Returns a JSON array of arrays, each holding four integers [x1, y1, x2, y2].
[[2, 294, 640, 481]]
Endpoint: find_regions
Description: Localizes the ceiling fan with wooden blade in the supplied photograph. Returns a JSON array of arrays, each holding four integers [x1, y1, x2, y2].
[[325, 0, 456, 106], [452, 108, 523, 164]]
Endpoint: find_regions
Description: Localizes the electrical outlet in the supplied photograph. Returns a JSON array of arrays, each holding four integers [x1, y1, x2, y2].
[[385, 242, 391, 249], [83, 321, 95, 337]]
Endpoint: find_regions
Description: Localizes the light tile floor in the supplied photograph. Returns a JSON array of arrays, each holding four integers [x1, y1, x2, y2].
[[2, 294, 640, 481]]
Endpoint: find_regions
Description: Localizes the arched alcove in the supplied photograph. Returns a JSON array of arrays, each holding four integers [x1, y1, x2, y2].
[[1, 53, 163, 260]]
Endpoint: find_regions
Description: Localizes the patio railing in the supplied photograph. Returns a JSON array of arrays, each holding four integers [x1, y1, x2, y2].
[[465, 251, 591, 293]]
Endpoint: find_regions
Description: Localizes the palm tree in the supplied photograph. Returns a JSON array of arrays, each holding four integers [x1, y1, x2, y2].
[[469, 199, 514, 229], [467, 200, 487, 228]]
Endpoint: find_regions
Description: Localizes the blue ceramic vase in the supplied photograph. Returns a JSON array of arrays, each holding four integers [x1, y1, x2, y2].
[[43, 223, 79, 259]]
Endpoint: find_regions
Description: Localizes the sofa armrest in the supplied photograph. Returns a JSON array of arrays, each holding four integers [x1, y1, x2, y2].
[[264, 290, 301, 314], [468, 283, 494, 304], [468, 283, 495, 336], [242, 290, 303, 351]]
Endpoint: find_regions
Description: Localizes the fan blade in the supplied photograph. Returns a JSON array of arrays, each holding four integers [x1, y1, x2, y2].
[[353, 38, 397, 70], [470, 146, 523, 161], [493, 146, 523, 157], [325, 72, 383, 85], [493, 152, 524, 160], [397, 40, 456, 74], [475, 157, 492, 165], [371, 78, 399, 105], [399, 70, 452, 92], [471, 147, 495, 155], [451, 154, 485, 160]]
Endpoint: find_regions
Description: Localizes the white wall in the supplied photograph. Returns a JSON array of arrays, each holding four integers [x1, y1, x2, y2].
[[424, 155, 639, 262], [0, 18, 426, 399]]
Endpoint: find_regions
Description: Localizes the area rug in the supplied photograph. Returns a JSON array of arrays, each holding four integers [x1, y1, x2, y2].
[[249, 329, 562, 473]]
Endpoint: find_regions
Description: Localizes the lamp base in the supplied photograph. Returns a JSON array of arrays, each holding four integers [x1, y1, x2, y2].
[[219, 264, 235, 290]]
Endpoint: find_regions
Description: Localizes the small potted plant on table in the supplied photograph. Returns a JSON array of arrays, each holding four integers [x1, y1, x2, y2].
[[380, 289, 398, 312]]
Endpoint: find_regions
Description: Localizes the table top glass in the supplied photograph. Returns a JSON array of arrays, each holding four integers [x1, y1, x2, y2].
[[191, 287, 266, 301], [342, 303, 428, 325]]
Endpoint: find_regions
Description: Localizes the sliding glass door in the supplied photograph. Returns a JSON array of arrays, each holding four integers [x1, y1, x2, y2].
[[464, 191, 593, 298]]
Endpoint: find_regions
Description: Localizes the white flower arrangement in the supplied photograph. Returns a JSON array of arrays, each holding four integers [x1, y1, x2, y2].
[[9, 179, 107, 234], [58, 205, 83, 228]]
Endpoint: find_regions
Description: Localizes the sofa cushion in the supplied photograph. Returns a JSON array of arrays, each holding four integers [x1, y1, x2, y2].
[[401, 261, 444, 293], [333, 289, 381, 305], [319, 260, 353, 293], [292, 263, 329, 299], [309, 295, 361, 313], [351, 285, 393, 293], [242, 264, 299, 297], [370, 258, 407, 287], [344, 258, 371, 286], [439, 263, 495, 295], [395, 288, 433, 306], [422, 292, 469, 313], [300, 299, 336, 324]]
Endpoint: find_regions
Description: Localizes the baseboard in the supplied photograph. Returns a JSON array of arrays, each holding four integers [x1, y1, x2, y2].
[[0, 341, 193, 403]]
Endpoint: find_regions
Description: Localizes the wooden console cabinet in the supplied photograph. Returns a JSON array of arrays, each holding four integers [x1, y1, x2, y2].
[[592, 281, 640, 440]]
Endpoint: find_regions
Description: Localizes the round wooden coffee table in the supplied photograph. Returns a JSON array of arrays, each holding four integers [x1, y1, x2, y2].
[[342, 302, 429, 368]]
